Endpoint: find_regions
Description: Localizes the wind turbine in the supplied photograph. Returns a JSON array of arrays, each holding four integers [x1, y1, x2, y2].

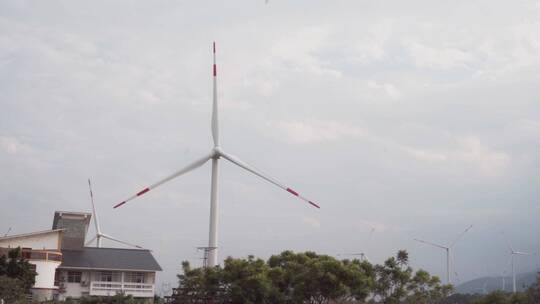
[[506, 239, 535, 293], [113, 43, 321, 267], [86, 179, 142, 249], [338, 227, 375, 262], [414, 225, 472, 284]]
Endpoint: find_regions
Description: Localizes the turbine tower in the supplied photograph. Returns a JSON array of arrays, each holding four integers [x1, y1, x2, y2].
[[414, 225, 472, 284], [113, 43, 320, 267], [86, 179, 142, 249]]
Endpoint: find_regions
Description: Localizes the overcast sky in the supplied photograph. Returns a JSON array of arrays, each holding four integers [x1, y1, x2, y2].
[[1, 0, 540, 292]]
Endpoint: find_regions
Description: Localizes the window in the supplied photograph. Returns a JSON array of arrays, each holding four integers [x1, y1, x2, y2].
[[54, 269, 61, 286], [29, 251, 46, 260], [125, 272, 145, 283], [99, 271, 113, 282], [67, 271, 82, 283], [21, 248, 32, 259]]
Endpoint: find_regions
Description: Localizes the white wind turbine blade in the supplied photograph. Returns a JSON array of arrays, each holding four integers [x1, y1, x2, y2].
[[211, 42, 219, 146], [501, 231, 515, 253], [114, 153, 212, 208], [88, 179, 101, 234], [101, 233, 143, 249], [514, 251, 535, 255], [449, 224, 473, 248], [414, 238, 448, 250], [85, 235, 97, 246], [220, 151, 320, 209]]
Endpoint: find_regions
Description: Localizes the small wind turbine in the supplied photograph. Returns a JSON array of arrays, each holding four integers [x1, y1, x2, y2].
[[113, 43, 321, 267], [3, 227, 11, 237], [86, 179, 142, 249], [338, 227, 375, 262], [414, 225, 473, 284], [506, 239, 535, 293]]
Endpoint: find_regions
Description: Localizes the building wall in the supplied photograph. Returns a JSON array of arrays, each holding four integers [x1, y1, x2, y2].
[[0, 231, 62, 250], [33, 260, 61, 289], [53, 217, 87, 249]]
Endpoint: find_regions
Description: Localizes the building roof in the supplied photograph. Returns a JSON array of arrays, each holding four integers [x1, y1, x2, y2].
[[59, 247, 162, 272], [52, 211, 92, 230], [0, 229, 64, 241]]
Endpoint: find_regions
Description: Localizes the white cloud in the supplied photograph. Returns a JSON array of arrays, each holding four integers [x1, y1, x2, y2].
[[408, 43, 475, 70], [367, 81, 402, 99], [452, 136, 510, 177], [272, 119, 509, 178], [272, 119, 366, 144]]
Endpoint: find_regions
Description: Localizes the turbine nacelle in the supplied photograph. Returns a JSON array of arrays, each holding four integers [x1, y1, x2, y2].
[[212, 146, 224, 158]]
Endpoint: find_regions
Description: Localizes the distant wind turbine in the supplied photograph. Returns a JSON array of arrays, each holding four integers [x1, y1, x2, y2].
[[504, 236, 536, 293], [86, 179, 142, 249], [414, 225, 473, 284], [112, 43, 321, 267], [338, 227, 375, 262]]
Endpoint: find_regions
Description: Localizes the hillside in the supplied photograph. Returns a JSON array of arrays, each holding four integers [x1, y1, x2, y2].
[[455, 268, 540, 294]]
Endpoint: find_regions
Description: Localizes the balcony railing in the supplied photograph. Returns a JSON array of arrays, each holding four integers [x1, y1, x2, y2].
[[90, 281, 154, 298], [22, 249, 62, 262]]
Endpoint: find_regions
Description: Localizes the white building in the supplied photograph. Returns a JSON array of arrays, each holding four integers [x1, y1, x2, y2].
[[57, 247, 161, 300], [0, 229, 64, 301], [0, 211, 161, 302]]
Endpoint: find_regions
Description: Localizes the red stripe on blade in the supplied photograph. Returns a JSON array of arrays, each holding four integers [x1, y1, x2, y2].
[[137, 188, 150, 196], [308, 201, 320, 209], [286, 188, 299, 196], [113, 201, 126, 209], [213, 64, 217, 76], [213, 42, 216, 53]]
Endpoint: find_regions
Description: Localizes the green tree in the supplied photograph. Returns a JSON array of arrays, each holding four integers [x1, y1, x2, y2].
[[373, 250, 452, 304], [222, 255, 274, 304], [174, 261, 226, 304], [0, 247, 37, 291], [173, 250, 450, 304], [267, 251, 372, 304], [526, 273, 540, 303], [373, 254, 412, 303], [0, 276, 26, 303], [405, 269, 452, 304]]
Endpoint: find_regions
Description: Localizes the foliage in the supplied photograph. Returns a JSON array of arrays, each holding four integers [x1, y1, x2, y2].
[[173, 250, 453, 304], [266, 251, 373, 304], [525, 272, 540, 303], [0, 247, 38, 291], [372, 250, 452, 304], [57, 294, 148, 304], [0, 275, 27, 303]]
